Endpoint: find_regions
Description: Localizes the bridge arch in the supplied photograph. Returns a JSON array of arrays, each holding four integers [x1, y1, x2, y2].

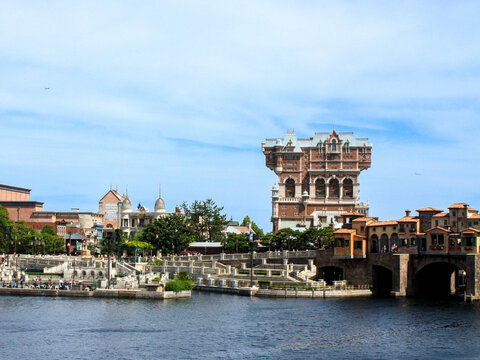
[[414, 262, 464, 298], [372, 265, 393, 296], [318, 266, 344, 285]]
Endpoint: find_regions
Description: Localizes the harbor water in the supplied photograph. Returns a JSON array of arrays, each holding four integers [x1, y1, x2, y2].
[[1, 292, 480, 359]]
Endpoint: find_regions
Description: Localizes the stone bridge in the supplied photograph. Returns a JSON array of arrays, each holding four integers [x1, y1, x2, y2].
[[315, 249, 480, 299]]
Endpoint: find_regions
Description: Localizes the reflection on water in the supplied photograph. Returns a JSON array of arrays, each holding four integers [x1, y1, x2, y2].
[[0, 293, 479, 359]]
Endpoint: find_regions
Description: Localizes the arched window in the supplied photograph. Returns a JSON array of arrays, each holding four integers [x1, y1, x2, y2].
[[315, 179, 326, 198], [343, 179, 353, 198], [285, 178, 295, 197], [329, 179, 339, 198], [332, 139, 337, 151]]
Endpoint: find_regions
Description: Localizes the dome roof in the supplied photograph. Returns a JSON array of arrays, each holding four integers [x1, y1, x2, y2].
[[122, 195, 132, 211], [154, 196, 166, 212]]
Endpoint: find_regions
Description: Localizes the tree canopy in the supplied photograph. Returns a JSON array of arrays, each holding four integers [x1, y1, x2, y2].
[[181, 199, 227, 242], [241, 216, 264, 238], [140, 213, 194, 255]]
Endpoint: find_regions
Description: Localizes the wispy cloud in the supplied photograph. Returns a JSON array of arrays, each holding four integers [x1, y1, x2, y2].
[[1, 1, 480, 230]]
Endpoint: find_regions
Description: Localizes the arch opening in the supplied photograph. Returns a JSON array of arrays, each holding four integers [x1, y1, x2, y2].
[[343, 179, 353, 198], [285, 178, 295, 197], [372, 265, 393, 296], [315, 179, 326, 198], [370, 234, 378, 253], [318, 266, 344, 285], [329, 179, 339, 198], [414, 262, 465, 298]]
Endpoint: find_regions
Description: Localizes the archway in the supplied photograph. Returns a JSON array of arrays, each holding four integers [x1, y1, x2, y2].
[[315, 178, 326, 198], [343, 179, 353, 198], [379, 234, 389, 253], [414, 262, 463, 298], [329, 179, 339, 198], [390, 233, 399, 252], [372, 265, 393, 296], [370, 235, 379, 253], [318, 266, 344, 285], [285, 178, 295, 197]]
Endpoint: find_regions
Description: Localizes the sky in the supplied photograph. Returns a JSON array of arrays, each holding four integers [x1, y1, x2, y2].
[[1, 1, 480, 232]]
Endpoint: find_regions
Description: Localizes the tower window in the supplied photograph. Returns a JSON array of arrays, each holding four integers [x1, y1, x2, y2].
[[285, 178, 295, 197]]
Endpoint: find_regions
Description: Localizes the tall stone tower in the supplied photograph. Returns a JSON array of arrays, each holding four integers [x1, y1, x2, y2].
[[262, 129, 372, 232]]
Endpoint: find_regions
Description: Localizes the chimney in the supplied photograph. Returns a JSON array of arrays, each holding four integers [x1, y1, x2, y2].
[[405, 210, 411, 217]]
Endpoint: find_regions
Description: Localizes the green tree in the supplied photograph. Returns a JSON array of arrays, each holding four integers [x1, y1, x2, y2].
[[241, 216, 264, 238], [140, 213, 194, 255], [181, 199, 227, 242], [0, 205, 14, 253], [221, 233, 250, 253], [41, 225, 65, 254]]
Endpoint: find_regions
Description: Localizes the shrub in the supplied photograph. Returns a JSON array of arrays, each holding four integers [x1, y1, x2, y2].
[[176, 271, 192, 281], [148, 259, 164, 266], [165, 279, 193, 292]]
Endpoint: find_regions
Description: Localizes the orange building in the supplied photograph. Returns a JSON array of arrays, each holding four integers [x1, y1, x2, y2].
[[0, 184, 44, 222]]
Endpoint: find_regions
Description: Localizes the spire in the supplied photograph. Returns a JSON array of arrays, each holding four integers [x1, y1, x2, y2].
[[159, 184, 161, 198]]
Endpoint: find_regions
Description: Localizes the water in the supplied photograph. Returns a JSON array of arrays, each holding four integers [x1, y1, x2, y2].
[[1, 293, 480, 359]]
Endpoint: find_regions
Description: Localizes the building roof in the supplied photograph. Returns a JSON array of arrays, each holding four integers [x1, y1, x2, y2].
[[462, 227, 480, 234], [342, 212, 363, 216], [397, 216, 419, 223], [425, 226, 451, 233], [334, 229, 357, 235], [469, 214, 480, 219], [432, 213, 449, 218], [448, 203, 469, 209], [188, 242, 223, 248], [263, 130, 372, 149], [0, 201, 44, 207], [0, 184, 31, 193], [224, 226, 255, 235], [352, 217, 377, 223], [416, 207, 443, 212], [367, 221, 398, 227]]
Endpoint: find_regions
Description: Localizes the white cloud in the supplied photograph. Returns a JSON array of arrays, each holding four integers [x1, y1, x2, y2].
[[1, 1, 480, 231]]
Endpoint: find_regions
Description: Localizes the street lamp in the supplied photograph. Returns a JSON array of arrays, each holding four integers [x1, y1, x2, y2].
[[247, 231, 255, 287]]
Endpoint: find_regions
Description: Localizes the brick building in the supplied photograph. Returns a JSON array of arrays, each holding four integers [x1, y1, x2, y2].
[[262, 129, 372, 232]]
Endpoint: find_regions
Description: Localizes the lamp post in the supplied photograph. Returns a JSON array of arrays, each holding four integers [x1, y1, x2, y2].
[[247, 231, 254, 287]]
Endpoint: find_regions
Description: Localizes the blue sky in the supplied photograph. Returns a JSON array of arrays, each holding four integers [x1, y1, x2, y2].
[[1, 1, 480, 232]]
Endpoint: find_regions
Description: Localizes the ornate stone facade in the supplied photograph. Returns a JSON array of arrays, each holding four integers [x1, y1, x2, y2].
[[262, 129, 372, 231]]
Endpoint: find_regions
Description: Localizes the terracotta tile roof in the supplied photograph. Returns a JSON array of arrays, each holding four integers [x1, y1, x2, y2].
[[432, 213, 449, 218], [469, 214, 480, 219], [448, 203, 469, 209], [425, 226, 451, 233], [367, 220, 398, 227], [416, 207, 443, 212], [352, 217, 377, 223], [462, 227, 480, 233], [397, 216, 419, 223], [334, 229, 357, 234]]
